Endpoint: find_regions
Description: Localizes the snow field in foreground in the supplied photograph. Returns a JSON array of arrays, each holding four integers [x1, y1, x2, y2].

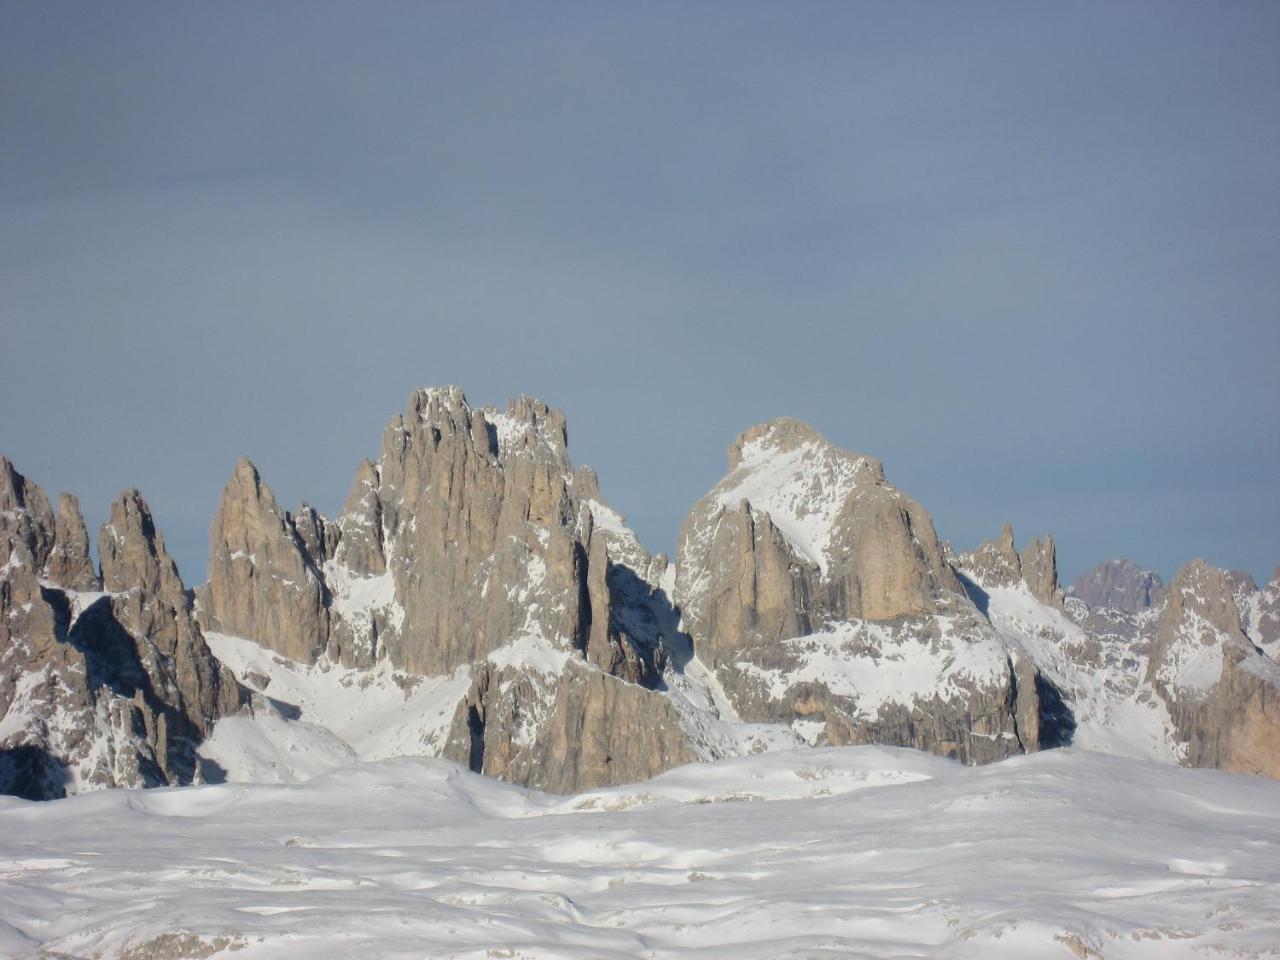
[[2, 747, 1279, 958]]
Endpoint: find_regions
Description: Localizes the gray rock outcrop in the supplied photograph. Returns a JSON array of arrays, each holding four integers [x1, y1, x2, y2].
[[45, 493, 98, 591], [1, 458, 240, 800], [198, 458, 330, 664], [960, 523, 1061, 605], [673, 419, 1059, 765], [195, 388, 688, 792], [1145, 560, 1280, 777], [11, 391, 1279, 797], [442, 660, 695, 793], [1067, 559, 1166, 612], [675, 419, 960, 668]]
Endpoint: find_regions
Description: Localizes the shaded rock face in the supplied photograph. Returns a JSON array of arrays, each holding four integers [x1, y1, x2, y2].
[[1146, 560, 1280, 777], [1068, 559, 1166, 613], [673, 421, 1055, 766], [1, 459, 241, 800]]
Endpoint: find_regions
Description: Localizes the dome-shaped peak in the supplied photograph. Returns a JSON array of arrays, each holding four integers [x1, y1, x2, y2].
[[1172, 558, 1215, 587], [728, 417, 828, 469], [1166, 559, 1242, 622]]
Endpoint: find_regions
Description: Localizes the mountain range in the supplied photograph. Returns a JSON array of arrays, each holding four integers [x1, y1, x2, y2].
[[4, 386, 1278, 800]]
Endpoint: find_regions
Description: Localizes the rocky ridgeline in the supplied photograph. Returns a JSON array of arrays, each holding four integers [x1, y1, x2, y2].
[[673, 419, 1062, 765], [195, 387, 691, 792], [4, 388, 1279, 799], [0, 457, 240, 800], [1067, 558, 1167, 612]]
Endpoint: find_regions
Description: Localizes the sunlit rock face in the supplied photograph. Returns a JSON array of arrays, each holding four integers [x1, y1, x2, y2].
[[199, 457, 331, 665], [673, 420, 1056, 766], [195, 388, 683, 793]]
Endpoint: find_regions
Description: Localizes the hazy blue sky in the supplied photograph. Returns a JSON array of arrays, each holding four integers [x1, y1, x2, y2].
[[2, 2, 1277, 588]]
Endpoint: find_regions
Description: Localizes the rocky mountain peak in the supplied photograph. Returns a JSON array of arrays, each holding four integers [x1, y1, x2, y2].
[[726, 417, 887, 480], [8, 391, 1280, 801], [731, 417, 823, 464], [1067, 558, 1166, 612], [408, 384, 470, 420], [961, 524, 1060, 604], [1160, 560, 1245, 643], [1145, 558, 1280, 776], [1246, 568, 1280, 660], [676, 423, 1010, 744], [1, 457, 240, 799], [0, 453, 55, 571], [98, 488, 185, 604], [199, 456, 329, 664], [45, 493, 98, 591]]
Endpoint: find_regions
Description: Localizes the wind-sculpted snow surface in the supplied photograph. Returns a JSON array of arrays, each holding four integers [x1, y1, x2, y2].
[[1, 748, 1279, 959]]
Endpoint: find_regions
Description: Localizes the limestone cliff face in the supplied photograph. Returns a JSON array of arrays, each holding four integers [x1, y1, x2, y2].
[[675, 419, 959, 668], [46, 493, 98, 591], [100, 490, 242, 733], [442, 661, 695, 794], [1146, 560, 1280, 777], [195, 389, 686, 791], [673, 420, 1050, 766], [357, 389, 686, 790], [198, 458, 330, 664], [361, 388, 588, 675], [1, 458, 240, 800], [1, 455, 56, 574]]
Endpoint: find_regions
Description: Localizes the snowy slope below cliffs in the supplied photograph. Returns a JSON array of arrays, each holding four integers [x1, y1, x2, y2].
[[724, 605, 1012, 721], [976, 581, 1183, 764], [660, 639, 807, 757], [2, 747, 1279, 959], [199, 633, 470, 784]]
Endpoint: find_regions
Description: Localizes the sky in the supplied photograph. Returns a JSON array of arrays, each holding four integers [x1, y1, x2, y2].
[[1, 1, 1277, 589]]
